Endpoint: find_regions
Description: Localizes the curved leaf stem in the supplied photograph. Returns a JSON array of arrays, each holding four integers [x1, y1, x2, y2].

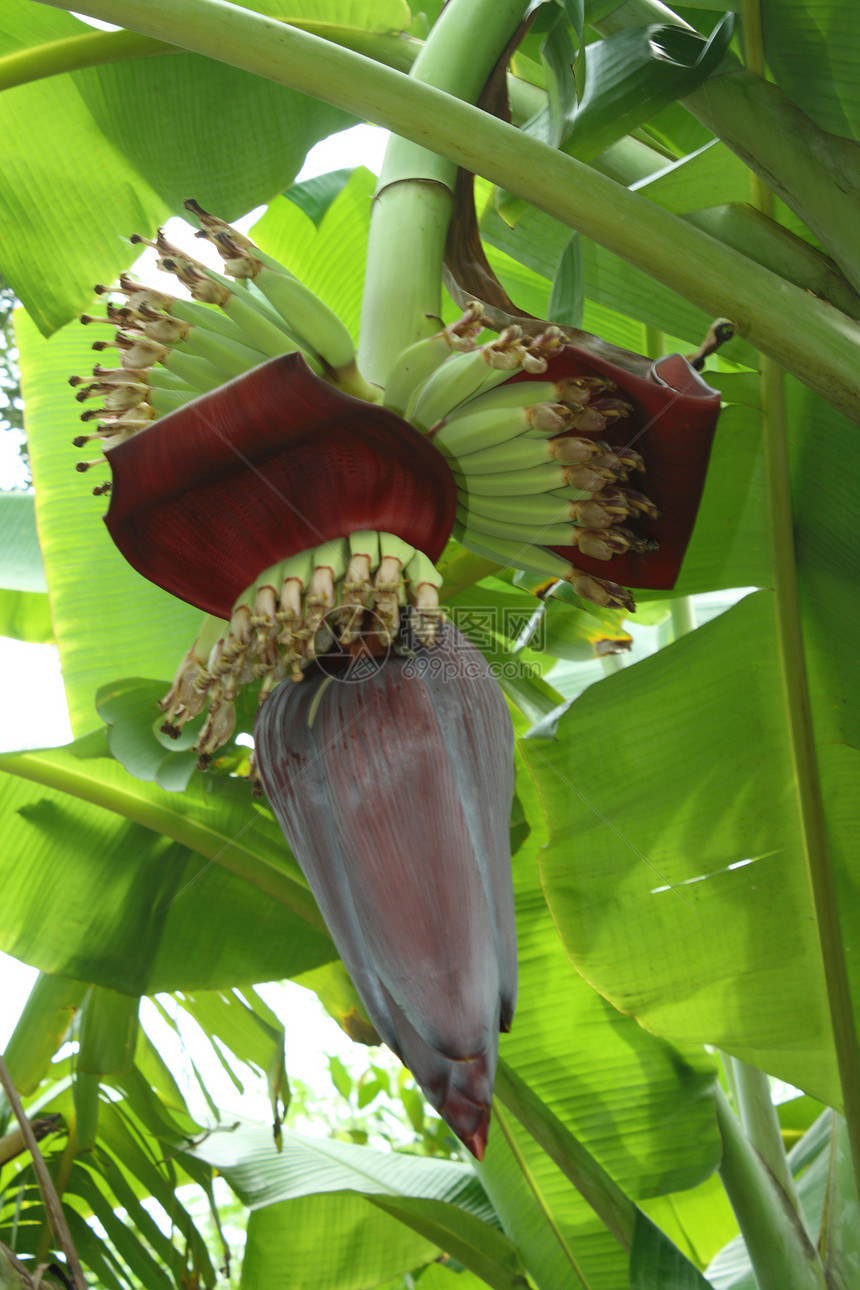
[[493, 1101, 593, 1290], [0, 30, 173, 90], [728, 1056, 802, 1213], [35, 0, 860, 425], [0, 751, 327, 931]]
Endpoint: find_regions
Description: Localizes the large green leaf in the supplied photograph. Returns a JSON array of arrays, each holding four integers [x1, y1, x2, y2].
[[463, 755, 721, 1290], [368, 1195, 530, 1290], [0, 0, 357, 332], [761, 0, 860, 141], [523, 592, 844, 1104], [240, 1192, 437, 1290], [189, 1122, 492, 1214], [0, 733, 333, 993]]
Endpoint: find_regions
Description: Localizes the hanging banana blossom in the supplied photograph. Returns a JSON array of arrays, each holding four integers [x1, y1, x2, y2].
[[70, 201, 720, 1155]]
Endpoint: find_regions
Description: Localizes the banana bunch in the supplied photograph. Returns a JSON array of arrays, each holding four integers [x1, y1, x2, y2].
[[70, 204, 379, 492], [158, 531, 443, 767], [386, 323, 659, 611]]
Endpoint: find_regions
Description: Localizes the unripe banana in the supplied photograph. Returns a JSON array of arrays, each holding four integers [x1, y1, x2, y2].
[[251, 266, 357, 374], [455, 505, 580, 548], [452, 520, 576, 579], [408, 333, 530, 432], [462, 490, 587, 526], [439, 378, 560, 423], [165, 297, 255, 345], [384, 333, 464, 419], [382, 303, 484, 416], [218, 286, 315, 364], [452, 461, 568, 497], [448, 434, 555, 476], [170, 325, 266, 381], [149, 385, 192, 416], [160, 349, 225, 393]]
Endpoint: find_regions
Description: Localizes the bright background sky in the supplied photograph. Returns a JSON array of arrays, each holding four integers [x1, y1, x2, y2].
[[0, 126, 390, 1107]]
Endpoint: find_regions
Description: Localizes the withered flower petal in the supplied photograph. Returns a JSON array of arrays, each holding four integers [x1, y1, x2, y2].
[[253, 622, 516, 1159], [104, 354, 458, 618]]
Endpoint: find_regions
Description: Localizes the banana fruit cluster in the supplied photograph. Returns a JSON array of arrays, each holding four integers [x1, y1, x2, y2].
[[388, 326, 660, 612], [160, 532, 443, 767], [69, 203, 377, 494]]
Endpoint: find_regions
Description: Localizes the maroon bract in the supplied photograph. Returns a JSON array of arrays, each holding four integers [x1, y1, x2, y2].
[[254, 622, 516, 1159], [104, 354, 458, 619]]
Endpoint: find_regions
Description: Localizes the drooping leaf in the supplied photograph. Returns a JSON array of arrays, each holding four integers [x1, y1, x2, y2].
[[562, 18, 735, 161], [0, 734, 333, 993]]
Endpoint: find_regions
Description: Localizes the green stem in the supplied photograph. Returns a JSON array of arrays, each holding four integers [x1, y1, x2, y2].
[[729, 1057, 802, 1213], [37, 0, 860, 426], [715, 1087, 826, 1290], [0, 29, 173, 90], [670, 597, 696, 640], [359, 0, 527, 383], [0, 751, 326, 932]]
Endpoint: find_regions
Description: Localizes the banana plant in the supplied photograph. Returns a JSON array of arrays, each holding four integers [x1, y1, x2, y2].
[[0, 1, 859, 1288]]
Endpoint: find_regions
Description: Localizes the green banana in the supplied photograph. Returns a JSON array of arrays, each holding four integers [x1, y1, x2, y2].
[[164, 325, 266, 381], [159, 349, 225, 393], [447, 433, 554, 476], [249, 264, 357, 373], [407, 337, 526, 433], [382, 303, 484, 417], [462, 490, 585, 526], [455, 505, 578, 548], [440, 378, 561, 422], [217, 286, 315, 364], [452, 460, 568, 497], [148, 385, 192, 416], [164, 296, 255, 345], [452, 520, 576, 579]]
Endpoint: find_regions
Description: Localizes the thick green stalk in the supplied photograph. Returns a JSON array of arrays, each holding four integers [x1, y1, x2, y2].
[[359, 0, 527, 384], [729, 1057, 802, 1213], [0, 751, 326, 930], [37, 0, 860, 425], [715, 1087, 827, 1290]]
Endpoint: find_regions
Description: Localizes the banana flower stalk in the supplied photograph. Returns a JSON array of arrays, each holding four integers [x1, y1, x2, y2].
[[71, 205, 722, 1155]]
